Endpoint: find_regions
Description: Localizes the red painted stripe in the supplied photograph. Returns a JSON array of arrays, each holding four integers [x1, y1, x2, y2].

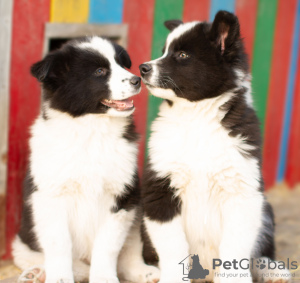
[[262, 0, 297, 189], [123, 0, 155, 175], [235, 0, 258, 65], [183, 0, 210, 22], [3, 0, 50, 259], [286, 44, 300, 188]]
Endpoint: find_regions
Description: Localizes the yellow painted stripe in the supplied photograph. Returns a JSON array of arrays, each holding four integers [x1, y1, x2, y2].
[[50, 0, 89, 23]]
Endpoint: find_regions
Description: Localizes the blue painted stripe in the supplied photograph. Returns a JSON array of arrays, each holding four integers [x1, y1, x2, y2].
[[277, 0, 300, 181], [89, 0, 124, 23], [209, 0, 236, 21]]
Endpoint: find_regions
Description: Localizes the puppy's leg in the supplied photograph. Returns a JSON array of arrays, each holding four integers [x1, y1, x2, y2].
[[13, 236, 44, 271], [31, 191, 74, 283], [142, 167, 189, 283], [117, 218, 160, 283], [13, 236, 89, 283], [251, 202, 291, 283], [89, 208, 135, 283], [217, 193, 264, 283], [144, 216, 189, 283]]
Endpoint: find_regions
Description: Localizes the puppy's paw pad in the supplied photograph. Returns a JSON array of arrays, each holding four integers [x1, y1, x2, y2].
[[18, 266, 45, 283]]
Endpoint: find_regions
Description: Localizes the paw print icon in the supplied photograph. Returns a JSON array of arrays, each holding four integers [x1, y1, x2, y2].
[[256, 259, 266, 270]]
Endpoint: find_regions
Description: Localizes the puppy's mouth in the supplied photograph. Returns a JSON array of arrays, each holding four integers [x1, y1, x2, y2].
[[142, 78, 159, 89], [101, 98, 134, 111], [145, 83, 157, 88]]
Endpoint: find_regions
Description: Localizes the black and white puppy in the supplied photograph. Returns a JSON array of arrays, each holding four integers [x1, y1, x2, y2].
[[139, 11, 290, 283], [12, 36, 160, 283]]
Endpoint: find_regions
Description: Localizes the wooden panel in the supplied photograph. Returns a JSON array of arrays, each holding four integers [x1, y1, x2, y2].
[[44, 23, 127, 39], [286, 39, 300, 187], [51, 0, 89, 23], [0, 0, 13, 196], [251, 0, 278, 133], [43, 23, 128, 55], [3, 0, 50, 259], [277, 0, 300, 182], [146, 0, 185, 157], [183, 0, 210, 22], [89, 0, 123, 23], [209, 0, 235, 20], [235, 0, 258, 65], [0, 0, 13, 256], [262, 0, 297, 188], [123, 0, 155, 173]]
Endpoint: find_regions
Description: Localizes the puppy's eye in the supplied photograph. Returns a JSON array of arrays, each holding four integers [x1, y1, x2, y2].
[[178, 52, 189, 59], [94, 68, 107, 76]]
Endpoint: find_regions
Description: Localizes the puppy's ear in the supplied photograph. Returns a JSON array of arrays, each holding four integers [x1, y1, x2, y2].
[[209, 10, 240, 55], [164, 19, 183, 31], [113, 43, 131, 69], [31, 55, 54, 82], [31, 51, 70, 91]]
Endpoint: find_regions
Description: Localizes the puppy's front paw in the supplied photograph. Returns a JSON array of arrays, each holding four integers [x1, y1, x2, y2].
[[159, 281, 190, 283], [253, 258, 292, 283], [90, 276, 120, 283], [122, 263, 160, 283], [46, 278, 74, 283], [142, 265, 160, 283], [260, 268, 291, 283], [18, 266, 46, 283]]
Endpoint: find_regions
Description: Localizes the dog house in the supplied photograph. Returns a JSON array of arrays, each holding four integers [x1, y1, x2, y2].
[[1, 0, 300, 260]]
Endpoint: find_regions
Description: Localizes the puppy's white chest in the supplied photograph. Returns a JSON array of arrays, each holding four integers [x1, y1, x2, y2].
[[149, 98, 259, 195], [30, 114, 137, 195], [149, 100, 235, 186]]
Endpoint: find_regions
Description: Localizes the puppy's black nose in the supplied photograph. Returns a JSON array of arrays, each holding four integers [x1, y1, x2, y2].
[[139, 64, 152, 75], [130, 76, 141, 87]]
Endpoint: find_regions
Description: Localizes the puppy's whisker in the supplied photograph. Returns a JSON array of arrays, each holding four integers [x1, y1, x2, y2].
[[162, 76, 184, 97]]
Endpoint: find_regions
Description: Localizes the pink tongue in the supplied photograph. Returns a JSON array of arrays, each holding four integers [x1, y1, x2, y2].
[[113, 99, 133, 109], [102, 98, 134, 111]]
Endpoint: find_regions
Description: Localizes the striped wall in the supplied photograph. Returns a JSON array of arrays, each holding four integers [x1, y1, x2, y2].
[[0, 0, 14, 257], [3, 0, 50, 259], [2, 0, 300, 258]]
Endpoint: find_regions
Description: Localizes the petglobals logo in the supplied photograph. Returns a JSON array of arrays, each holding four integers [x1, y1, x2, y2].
[[212, 258, 298, 281], [179, 255, 298, 282], [212, 258, 298, 271]]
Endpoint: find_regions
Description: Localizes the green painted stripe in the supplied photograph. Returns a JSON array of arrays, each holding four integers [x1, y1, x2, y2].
[[146, 0, 184, 157], [251, 0, 278, 134]]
